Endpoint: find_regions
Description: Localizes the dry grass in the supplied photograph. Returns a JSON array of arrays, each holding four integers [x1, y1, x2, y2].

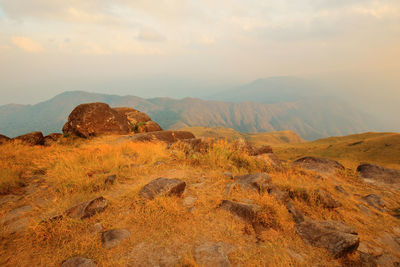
[[1, 135, 400, 266]]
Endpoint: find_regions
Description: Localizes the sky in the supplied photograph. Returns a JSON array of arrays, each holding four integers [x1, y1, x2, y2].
[[0, 0, 399, 106]]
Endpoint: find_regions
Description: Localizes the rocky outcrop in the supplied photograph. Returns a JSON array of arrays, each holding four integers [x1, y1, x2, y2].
[[0, 134, 11, 145], [62, 103, 131, 138], [113, 107, 162, 133], [292, 157, 344, 173], [65, 197, 108, 219], [139, 178, 186, 200], [295, 219, 359, 258], [220, 200, 261, 223], [13, 131, 45, 146], [129, 130, 195, 143], [101, 229, 131, 249], [357, 163, 400, 184]]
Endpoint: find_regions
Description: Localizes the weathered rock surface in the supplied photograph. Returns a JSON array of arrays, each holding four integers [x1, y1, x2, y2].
[[102, 228, 131, 249], [113, 107, 162, 133], [62, 103, 131, 138], [105, 175, 117, 185], [43, 133, 63, 146], [195, 242, 234, 267], [257, 153, 284, 169], [227, 173, 273, 194], [362, 194, 384, 210], [0, 133, 11, 145], [139, 178, 186, 200], [13, 131, 45, 146], [129, 130, 195, 143], [65, 197, 108, 219], [292, 157, 344, 173], [220, 200, 261, 223], [315, 189, 342, 209], [61, 257, 97, 267], [357, 163, 400, 184], [295, 219, 359, 258]]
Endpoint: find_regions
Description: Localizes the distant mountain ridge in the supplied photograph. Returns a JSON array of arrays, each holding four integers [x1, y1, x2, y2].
[[0, 88, 379, 140]]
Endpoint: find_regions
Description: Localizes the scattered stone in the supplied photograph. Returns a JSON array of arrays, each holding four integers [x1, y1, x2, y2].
[[315, 189, 342, 209], [13, 131, 45, 146], [62, 102, 131, 138], [357, 204, 373, 216], [65, 197, 108, 219], [0, 133, 11, 145], [295, 219, 359, 258], [3, 205, 33, 224], [362, 194, 384, 210], [220, 200, 261, 223], [226, 173, 274, 194], [128, 130, 195, 144], [105, 175, 117, 185], [334, 185, 349, 196], [357, 163, 400, 184], [61, 257, 96, 267], [292, 157, 345, 173], [102, 229, 131, 249], [286, 202, 305, 223], [182, 196, 197, 207], [139, 178, 186, 200], [195, 242, 234, 267], [153, 161, 166, 166]]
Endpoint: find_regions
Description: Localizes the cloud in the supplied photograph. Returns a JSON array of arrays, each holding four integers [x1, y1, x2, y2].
[[137, 28, 166, 42], [10, 36, 43, 53]]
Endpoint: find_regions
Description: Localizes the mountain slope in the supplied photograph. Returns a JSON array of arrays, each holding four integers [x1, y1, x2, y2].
[[0, 90, 378, 140]]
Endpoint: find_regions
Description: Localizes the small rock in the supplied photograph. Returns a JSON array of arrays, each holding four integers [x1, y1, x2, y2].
[[65, 197, 108, 219], [295, 219, 359, 258], [315, 189, 342, 209], [362, 194, 384, 210], [61, 257, 96, 267], [226, 173, 274, 194], [286, 202, 305, 223], [220, 200, 261, 223], [357, 204, 373, 216], [195, 242, 234, 267], [139, 178, 186, 200], [102, 229, 131, 249], [105, 175, 117, 185], [292, 157, 344, 174], [182, 196, 197, 207], [334, 185, 349, 196]]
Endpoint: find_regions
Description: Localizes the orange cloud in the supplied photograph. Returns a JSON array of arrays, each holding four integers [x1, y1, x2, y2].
[[11, 36, 44, 53]]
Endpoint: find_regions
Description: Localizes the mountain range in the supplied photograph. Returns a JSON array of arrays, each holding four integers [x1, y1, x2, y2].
[[0, 77, 384, 140]]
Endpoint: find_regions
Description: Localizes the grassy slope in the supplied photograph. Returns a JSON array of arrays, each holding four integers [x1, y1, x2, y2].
[[1, 136, 400, 266], [273, 132, 400, 169], [180, 126, 305, 145]]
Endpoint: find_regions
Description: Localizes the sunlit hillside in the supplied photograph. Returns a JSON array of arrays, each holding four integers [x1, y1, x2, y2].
[[273, 132, 400, 169]]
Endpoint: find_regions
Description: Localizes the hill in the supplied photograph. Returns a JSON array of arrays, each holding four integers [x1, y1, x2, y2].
[[1, 133, 400, 266], [273, 132, 400, 169], [180, 127, 305, 145], [0, 89, 379, 140]]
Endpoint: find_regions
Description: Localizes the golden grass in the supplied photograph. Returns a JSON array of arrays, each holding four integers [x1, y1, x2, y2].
[[0, 135, 400, 266]]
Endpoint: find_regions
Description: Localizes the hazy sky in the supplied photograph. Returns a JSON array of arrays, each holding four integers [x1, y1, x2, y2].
[[0, 0, 399, 105]]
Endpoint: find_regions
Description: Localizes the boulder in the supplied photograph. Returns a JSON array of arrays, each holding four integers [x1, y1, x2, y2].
[[65, 197, 108, 219], [139, 178, 186, 200], [295, 219, 359, 258], [101, 228, 131, 249], [62, 103, 130, 138], [61, 257, 96, 267], [113, 107, 162, 133], [357, 164, 400, 184], [129, 130, 195, 144], [292, 157, 344, 173], [194, 242, 234, 267], [251, 145, 273, 156], [44, 133, 63, 146], [0, 134, 11, 145], [13, 131, 45, 146]]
